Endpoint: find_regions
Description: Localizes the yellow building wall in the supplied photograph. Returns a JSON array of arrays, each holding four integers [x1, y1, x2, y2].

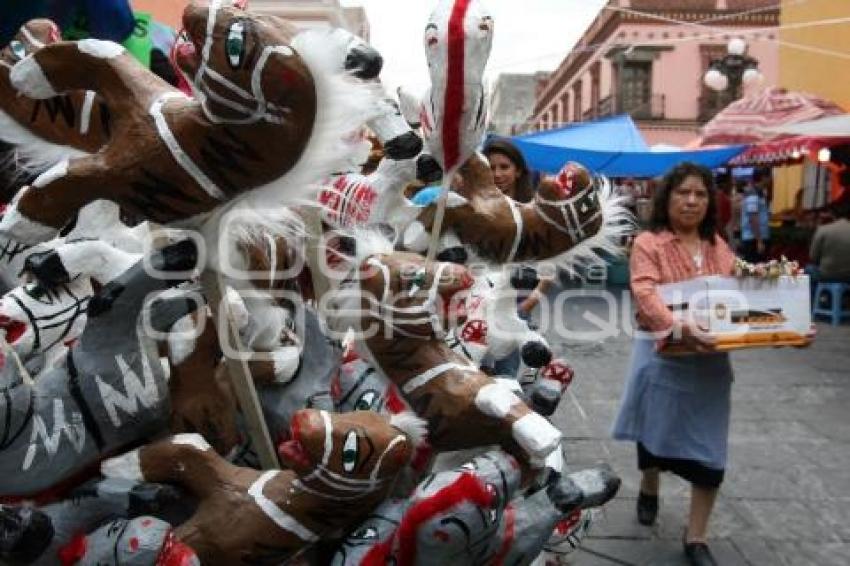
[[774, 1, 850, 213], [772, 164, 802, 214], [779, 0, 850, 110]]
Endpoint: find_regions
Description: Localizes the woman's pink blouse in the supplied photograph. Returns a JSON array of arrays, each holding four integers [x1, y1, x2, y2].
[[630, 230, 737, 332]]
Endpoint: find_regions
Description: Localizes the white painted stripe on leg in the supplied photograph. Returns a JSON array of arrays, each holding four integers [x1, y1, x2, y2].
[[171, 433, 212, 451], [80, 91, 96, 135], [101, 449, 143, 480], [505, 195, 523, 263], [32, 159, 69, 187], [20, 27, 45, 49], [401, 361, 476, 395], [248, 470, 319, 542], [77, 39, 125, 59], [149, 92, 226, 200]]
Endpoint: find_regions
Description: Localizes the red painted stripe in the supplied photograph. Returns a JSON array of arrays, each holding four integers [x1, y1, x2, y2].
[[396, 472, 491, 565], [443, 0, 473, 170]]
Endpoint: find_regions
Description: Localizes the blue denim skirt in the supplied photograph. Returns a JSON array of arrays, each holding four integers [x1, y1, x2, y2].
[[612, 338, 733, 471]]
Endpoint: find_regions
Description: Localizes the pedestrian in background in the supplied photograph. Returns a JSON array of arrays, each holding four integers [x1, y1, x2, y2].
[[714, 172, 732, 241], [809, 194, 850, 284], [612, 162, 736, 566], [482, 139, 553, 375], [739, 175, 771, 262]]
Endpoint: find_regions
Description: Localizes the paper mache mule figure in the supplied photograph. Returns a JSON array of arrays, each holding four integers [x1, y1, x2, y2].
[[0, 239, 197, 499], [0, 1, 382, 254], [96, 409, 425, 565]]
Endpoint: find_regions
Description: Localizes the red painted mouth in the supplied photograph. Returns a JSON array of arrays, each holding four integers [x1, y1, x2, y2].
[[278, 439, 311, 469], [0, 315, 27, 345], [279, 411, 314, 469], [172, 33, 199, 75]]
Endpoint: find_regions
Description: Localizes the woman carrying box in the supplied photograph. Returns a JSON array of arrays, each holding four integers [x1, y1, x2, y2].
[[612, 162, 735, 566]]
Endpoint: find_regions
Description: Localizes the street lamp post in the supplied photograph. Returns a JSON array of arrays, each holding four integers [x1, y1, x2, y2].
[[703, 37, 764, 99]]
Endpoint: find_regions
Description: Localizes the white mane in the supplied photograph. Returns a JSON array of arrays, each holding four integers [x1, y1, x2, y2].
[[201, 27, 384, 269], [0, 109, 89, 177]]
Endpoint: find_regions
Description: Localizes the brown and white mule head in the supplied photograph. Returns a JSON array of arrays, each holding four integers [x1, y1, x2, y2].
[[174, 0, 316, 125], [357, 252, 474, 339], [278, 409, 416, 497], [535, 162, 605, 244]]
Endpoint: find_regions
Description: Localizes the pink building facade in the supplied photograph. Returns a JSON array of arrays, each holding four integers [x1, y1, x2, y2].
[[529, 0, 779, 147]]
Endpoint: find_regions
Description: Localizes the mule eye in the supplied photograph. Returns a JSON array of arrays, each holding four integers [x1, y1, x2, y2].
[[10, 40, 26, 60], [355, 390, 377, 411], [342, 430, 359, 473], [424, 24, 439, 47], [352, 526, 377, 540], [225, 21, 246, 69]]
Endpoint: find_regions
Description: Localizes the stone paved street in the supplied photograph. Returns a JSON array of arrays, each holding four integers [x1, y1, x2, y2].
[[538, 286, 850, 566]]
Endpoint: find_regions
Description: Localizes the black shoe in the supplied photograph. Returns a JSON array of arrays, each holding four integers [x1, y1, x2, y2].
[[684, 541, 718, 566], [636, 491, 658, 525]]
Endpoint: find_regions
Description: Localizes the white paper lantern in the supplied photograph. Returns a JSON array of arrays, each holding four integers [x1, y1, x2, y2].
[[818, 147, 831, 162], [742, 67, 763, 86], [704, 68, 729, 91], [728, 37, 747, 56]]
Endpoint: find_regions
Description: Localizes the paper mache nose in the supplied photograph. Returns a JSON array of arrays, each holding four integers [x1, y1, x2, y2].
[[553, 162, 592, 199]]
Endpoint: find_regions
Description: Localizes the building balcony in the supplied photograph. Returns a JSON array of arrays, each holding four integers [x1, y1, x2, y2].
[[596, 94, 666, 121]]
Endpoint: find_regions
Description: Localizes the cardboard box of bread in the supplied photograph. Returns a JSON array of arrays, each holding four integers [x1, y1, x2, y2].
[[657, 274, 811, 353]]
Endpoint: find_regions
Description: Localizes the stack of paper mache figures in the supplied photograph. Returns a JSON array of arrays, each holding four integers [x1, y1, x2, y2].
[[0, 1, 632, 564]]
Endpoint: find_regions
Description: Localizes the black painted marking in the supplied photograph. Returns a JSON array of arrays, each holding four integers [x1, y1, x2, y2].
[[127, 169, 204, 222], [30, 96, 76, 128], [441, 515, 472, 543], [337, 366, 375, 407], [66, 352, 105, 450], [198, 128, 264, 196], [1, 388, 35, 451]]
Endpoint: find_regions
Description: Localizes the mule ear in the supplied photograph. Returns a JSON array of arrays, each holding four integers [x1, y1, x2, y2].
[[389, 411, 428, 450]]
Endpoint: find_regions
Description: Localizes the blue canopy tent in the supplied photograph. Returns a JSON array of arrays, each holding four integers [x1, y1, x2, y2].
[[510, 115, 747, 178]]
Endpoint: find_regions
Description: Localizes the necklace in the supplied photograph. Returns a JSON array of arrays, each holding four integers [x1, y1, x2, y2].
[[681, 238, 703, 272]]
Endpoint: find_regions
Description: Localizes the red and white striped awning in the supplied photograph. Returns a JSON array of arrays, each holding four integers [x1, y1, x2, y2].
[[729, 135, 850, 166], [701, 87, 846, 146]]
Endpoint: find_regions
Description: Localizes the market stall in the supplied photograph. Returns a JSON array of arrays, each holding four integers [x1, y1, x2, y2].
[[511, 114, 746, 178]]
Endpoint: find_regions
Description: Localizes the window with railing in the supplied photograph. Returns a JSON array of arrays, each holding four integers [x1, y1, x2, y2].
[[590, 62, 601, 121], [624, 93, 665, 120], [596, 93, 665, 120], [619, 61, 651, 117]]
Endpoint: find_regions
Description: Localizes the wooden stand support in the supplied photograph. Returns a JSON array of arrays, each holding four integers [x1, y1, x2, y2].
[[200, 270, 279, 470]]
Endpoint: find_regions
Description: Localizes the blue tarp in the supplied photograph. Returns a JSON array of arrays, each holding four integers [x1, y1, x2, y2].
[[510, 115, 747, 178], [1, 0, 135, 45]]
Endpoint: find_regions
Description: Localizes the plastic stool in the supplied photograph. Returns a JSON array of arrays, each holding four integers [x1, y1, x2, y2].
[[812, 282, 850, 326]]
